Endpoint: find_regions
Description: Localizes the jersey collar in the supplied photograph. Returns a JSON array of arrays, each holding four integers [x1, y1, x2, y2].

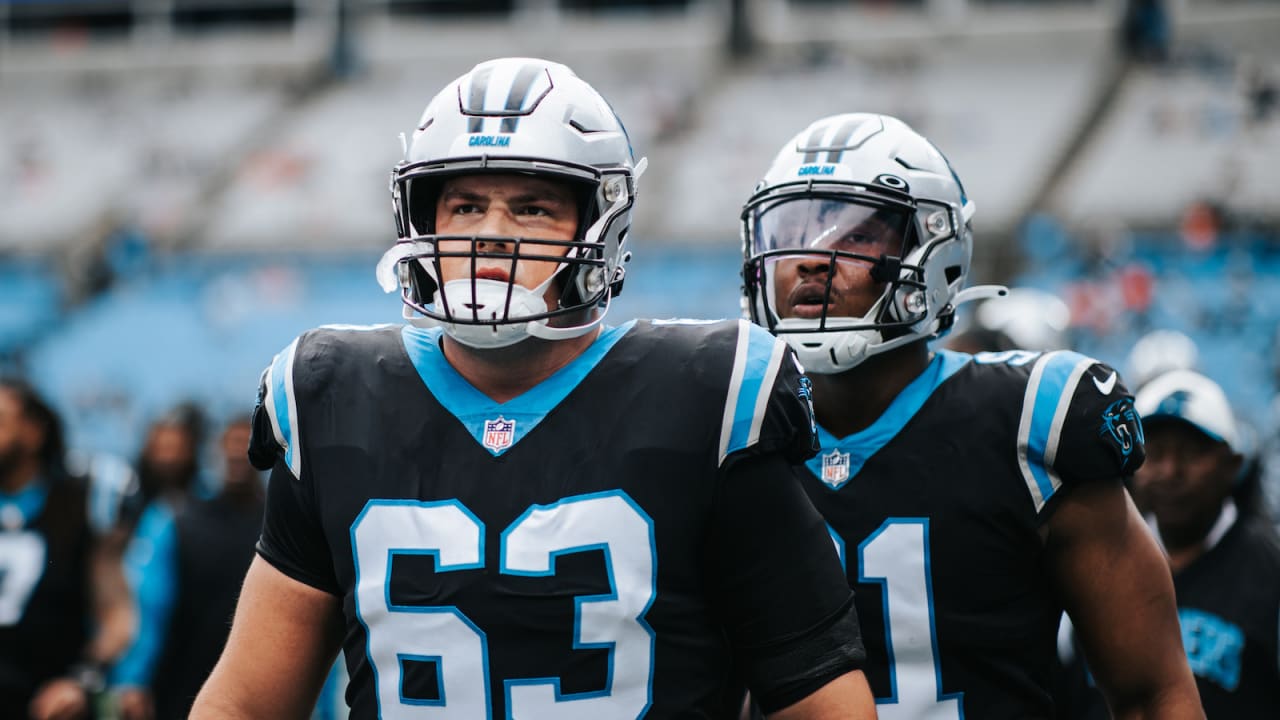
[[806, 349, 970, 490], [0, 478, 50, 530], [401, 322, 636, 456]]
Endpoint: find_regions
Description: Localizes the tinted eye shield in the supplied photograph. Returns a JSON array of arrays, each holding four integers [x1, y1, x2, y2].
[[741, 187, 946, 334]]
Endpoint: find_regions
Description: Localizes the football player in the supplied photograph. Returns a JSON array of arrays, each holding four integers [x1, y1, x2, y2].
[[739, 113, 1203, 718], [192, 58, 876, 719], [0, 378, 136, 720], [112, 416, 267, 720]]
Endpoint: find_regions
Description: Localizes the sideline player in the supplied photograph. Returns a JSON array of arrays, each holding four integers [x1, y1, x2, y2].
[[0, 378, 136, 719]]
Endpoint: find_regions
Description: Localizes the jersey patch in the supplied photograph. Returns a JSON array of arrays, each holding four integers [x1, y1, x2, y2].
[[1099, 397, 1144, 474], [400, 322, 635, 456]]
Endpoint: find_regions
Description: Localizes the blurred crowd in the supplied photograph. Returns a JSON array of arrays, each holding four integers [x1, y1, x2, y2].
[[0, 381, 343, 719]]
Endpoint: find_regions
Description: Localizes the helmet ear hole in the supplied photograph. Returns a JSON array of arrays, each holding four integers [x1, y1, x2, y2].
[[945, 265, 963, 285]]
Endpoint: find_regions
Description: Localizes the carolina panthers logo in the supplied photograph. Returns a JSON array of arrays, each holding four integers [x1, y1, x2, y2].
[[797, 373, 819, 454], [1180, 608, 1244, 691], [1100, 398, 1144, 462], [1155, 390, 1194, 418]]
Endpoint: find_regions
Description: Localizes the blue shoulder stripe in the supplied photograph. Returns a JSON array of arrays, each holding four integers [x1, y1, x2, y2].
[[719, 320, 789, 464], [1017, 350, 1095, 512], [265, 338, 302, 479]]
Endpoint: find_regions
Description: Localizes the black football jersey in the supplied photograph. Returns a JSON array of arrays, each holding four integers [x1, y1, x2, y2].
[[250, 319, 862, 719], [1172, 514, 1280, 718], [796, 348, 1144, 720], [0, 476, 93, 717], [1054, 512, 1280, 720]]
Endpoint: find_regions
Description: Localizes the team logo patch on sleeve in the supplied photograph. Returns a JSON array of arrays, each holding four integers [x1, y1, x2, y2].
[[798, 374, 819, 449], [1100, 398, 1143, 467], [821, 449, 852, 490], [483, 417, 516, 452]]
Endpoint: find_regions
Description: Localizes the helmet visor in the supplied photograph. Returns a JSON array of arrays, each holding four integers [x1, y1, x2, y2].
[[750, 196, 911, 259]]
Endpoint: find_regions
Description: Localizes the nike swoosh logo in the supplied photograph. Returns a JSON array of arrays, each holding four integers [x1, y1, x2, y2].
[[1093, 371, 1117, 395]]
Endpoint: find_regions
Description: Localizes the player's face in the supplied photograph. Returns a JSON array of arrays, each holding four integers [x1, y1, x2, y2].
[[760, 200, 907, 321], [1132, 421, 1238, 543], [140, 423, 196, 492], [434, 174, 580, 293], [0, 389, 34, 475], [219, 421, 257, 493]]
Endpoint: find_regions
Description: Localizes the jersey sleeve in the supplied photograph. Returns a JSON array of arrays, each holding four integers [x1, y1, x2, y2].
[[249, 337, 302, 477], [717, 320, 820, 469], [1016, 351, 1145, 514], [707, 452, 866, 711], [256, 459, 340, 595], [249, 334, 341, 595]]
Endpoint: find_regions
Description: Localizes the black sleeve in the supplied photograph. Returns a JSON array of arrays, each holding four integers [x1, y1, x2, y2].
[[248, 366, 282, 472], [255, 460, 340, 595], [1053, 361, 1146, 482], [768, 352, 822, 466], [707, 452, 865, 712], [722, 341, 821, 469]]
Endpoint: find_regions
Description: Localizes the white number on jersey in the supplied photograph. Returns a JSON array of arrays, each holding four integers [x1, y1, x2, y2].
[[0, 532, 47, 625], [830, 519, 962, 719], [351, 491, 656, 719]]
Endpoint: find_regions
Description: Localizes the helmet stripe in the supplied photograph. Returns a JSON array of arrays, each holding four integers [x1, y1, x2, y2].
[[824, 117, 865, 164], [800, 122, 828, 164], [465, 64, 494, 133], [500, 63, 543, 133]]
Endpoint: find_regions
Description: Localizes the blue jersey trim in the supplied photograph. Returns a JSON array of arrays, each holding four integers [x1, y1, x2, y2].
[[401, 323, 636, 456], [0, 480, 50, 528], [1025, 351, 1091, 505], [723, 324, 788, 460], [112, 500, 179, 686], [806, 350, 970, 484], [267, 339, 301, 478]]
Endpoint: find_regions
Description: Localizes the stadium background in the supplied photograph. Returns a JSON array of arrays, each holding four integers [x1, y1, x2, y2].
[[1, 0, 1278, 518]]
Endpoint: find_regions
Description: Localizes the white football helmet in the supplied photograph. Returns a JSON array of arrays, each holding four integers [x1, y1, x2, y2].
[[1126, 329, 1200, 391], [377, 57, 646, 348], [741, 113, 1004, 374], [973, 287, 1071, 351]]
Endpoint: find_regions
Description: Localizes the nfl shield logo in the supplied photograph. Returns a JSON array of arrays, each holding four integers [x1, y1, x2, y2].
[[821, 450, 851, 489], [482, 417, 516, 452]]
